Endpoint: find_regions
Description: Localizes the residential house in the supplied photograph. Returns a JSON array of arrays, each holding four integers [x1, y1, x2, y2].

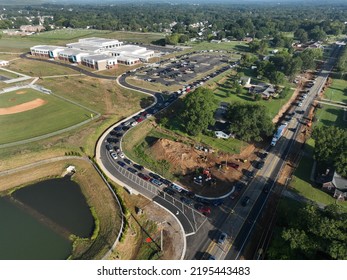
[[240, 76, 251, 87], [249, 83, 276, 99], [321, 171, 347, 201]]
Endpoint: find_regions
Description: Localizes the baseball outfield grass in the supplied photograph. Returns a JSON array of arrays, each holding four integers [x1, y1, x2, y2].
[[0, 89, 94, 145]]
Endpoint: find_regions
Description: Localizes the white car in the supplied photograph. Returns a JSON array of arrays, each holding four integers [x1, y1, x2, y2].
[[171, 184, 183, 192], [131, 121, 138, 127], [298, 102, 303, 107], [118, 152, 125, 158], [110, 152, 118, 160]]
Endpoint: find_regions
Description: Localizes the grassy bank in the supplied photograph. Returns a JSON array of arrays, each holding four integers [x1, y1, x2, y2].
[[0, 158, 123, 260]]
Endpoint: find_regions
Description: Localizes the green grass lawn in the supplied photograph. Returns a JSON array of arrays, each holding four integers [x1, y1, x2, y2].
[[0, 69, 21, 79], [0, 29, 165, 52], [290, 142, 347, 210], [188, 40, 249, 53], [0, 89, 93, 145], [8, 58, 79, 77], [323, 78, 347, 103], [314, 104, 346, 129], [213, 86, 293, 119]]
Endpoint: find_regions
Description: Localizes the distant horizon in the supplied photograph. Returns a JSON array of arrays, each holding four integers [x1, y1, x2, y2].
[[2, 0, 347, 6]]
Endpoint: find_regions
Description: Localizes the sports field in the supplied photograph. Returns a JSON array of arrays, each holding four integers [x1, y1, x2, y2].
[[0, 89, 94, 145]]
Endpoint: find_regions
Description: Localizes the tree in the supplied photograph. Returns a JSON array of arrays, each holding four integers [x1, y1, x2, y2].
[[180, 88, 216, 136], [269, 71, 286, 85], [178, 34, 189, 43], [165, 33, 180, 45], [309, 27, 327, 42], [294, 28, 308, 43], [335, 150, 347, 177], [226, 103, 274, 142], [298, 48, 323, 70], [279, 205, 347, 260], [311, 126, 347, 165]]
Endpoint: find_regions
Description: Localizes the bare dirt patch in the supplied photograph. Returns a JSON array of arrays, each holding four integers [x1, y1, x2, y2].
[[149, 138, 257, 196], [16, 90, 27, 95], [0, 98, 46, 115]]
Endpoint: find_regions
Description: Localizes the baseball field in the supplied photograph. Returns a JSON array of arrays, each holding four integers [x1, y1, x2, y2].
[[0, 89, 94, 145]]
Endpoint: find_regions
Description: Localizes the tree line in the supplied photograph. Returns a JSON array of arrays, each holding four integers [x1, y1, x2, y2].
[[0, 3, 346, 40]]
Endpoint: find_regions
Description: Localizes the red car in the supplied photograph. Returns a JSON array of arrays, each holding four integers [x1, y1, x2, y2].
[[136, 117, 145, 123], [196, 204, 211, 215], [138, 173, 151, 181]]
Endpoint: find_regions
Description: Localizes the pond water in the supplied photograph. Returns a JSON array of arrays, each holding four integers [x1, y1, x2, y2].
[[0, 177, 95, 260]]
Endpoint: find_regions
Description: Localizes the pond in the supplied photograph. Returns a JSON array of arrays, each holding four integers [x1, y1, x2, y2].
[[0, 177, 95, 260]]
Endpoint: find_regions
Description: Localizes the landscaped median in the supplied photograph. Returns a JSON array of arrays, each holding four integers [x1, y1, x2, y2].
[[0, 157, 123, 260]]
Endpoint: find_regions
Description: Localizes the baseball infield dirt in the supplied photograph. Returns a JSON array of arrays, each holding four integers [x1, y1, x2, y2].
[[0, 98, 46, 115]]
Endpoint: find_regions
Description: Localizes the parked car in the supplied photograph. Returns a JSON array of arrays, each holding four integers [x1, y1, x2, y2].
[[241, 196, 250, 206], [159, 178, 172, 186], [117, 161, 126, 167], [118, 152, 125, 158], [259, 152, 268, 159], [196, 204, 211, 215], [150, 178, 162, 186], [255, 161, 265, 170], [106, 144, 113, 152], [110, 152, 118, 160], [138, 173, 151, 181], [217, 232, 228, 245], [127, 167, 137, 174], [124, 158, 132, 165], [171, 184, 183, 192], [149, 172, 161, 180], [180, 197, 193, 206], [133, 164, 144, 171], [163, 187, 175, 196], [298, 102, 303, 107]]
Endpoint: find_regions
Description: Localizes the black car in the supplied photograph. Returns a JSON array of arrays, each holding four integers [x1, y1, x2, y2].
[[149, 172, 161, 180], [107, 137, 118, 143], [180, 197, 193, 206], [159, 178, 172, 186], [255, 161, 265, 170], [114, 126, 122, 132], [122, 126, 130, 131], [124, 158, 132, 165], [259, 152, 268, 159], [116, 132, 123, 137], [117, 161, 126, 167], [244, 170, 255, 179], [185, 191, 195, 199], [133, 164, 144, 171], [127, 167, 137, 174], [163, 187, 175, 196], [241, 196, 250, 206]]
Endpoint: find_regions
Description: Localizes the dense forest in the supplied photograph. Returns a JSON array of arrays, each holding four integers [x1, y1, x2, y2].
[[0, 3, 346, 41]]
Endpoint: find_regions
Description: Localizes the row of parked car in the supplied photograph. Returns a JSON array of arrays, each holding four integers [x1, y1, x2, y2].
[[106, 56, 243, 217]]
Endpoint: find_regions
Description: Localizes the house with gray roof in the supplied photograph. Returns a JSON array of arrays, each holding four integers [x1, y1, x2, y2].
[[321, 171, 347, 201]]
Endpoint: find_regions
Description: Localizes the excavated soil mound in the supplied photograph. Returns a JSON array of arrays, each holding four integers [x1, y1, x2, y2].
[[0, 98, 47, 115], [149, 138, 254, 196]]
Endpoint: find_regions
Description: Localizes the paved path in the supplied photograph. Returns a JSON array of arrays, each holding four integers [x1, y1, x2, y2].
[[317, 100, 347, 108]]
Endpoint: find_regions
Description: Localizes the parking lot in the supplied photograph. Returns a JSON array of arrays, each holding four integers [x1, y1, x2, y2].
[[128, 52, 231, 88]]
